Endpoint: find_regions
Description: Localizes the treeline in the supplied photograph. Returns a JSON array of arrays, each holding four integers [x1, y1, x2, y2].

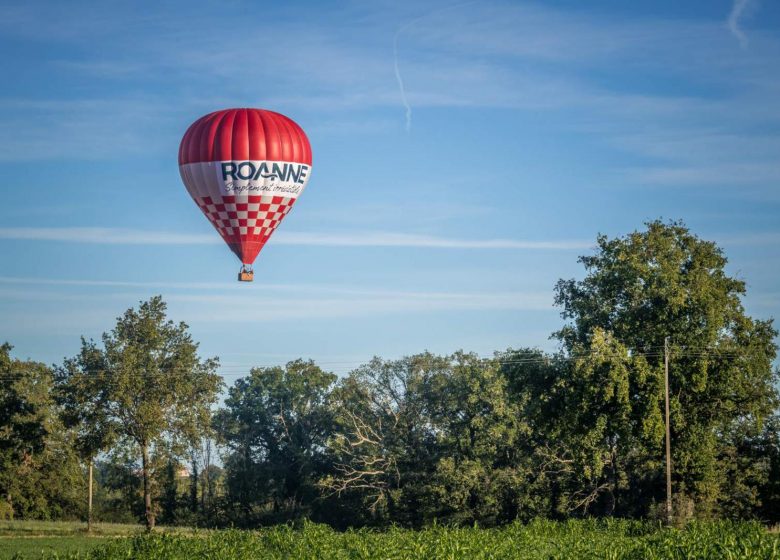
[[1, 221, 778, 528]]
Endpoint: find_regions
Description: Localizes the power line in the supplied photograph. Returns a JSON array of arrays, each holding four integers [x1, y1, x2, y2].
[[0, 347, 772, 382]]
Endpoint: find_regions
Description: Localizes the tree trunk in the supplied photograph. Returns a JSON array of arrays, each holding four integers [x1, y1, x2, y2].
[[88, 459, 93, 533], [190, 454, 198, 513], [202, 440, 211, 513], [606, 444, 617, 516], [141, 443, 155, 531]]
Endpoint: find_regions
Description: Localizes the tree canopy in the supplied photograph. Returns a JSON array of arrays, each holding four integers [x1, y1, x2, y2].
[[2, 221, 778, 528], [1, 344, 82, 520], [214, 359, 335, 525], [57, 296, 222, 529], [554, 220, 778, 516]]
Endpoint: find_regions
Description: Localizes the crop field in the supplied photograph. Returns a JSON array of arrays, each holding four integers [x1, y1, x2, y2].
[[2, 520, 778, 560]]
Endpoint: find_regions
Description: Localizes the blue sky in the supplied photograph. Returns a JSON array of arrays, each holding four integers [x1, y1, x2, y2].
[[0, 0, 778, 379]]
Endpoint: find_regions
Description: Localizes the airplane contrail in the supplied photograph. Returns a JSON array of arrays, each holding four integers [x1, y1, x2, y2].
[[727, 0, 750, 49], [393, 28, 413, 132], [392, 1, 477, 132]]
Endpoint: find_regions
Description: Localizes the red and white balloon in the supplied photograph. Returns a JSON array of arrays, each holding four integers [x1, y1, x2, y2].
[[178, 108, 312, 266]]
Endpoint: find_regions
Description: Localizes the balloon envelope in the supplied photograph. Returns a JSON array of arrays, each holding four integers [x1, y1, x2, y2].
[[178, 108, 312, 265]]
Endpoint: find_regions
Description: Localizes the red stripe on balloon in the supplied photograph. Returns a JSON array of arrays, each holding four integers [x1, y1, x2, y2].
[[178, 108, 312, 166]]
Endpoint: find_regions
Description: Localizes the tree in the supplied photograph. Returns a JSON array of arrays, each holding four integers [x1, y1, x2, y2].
[[92, 451, 144, 523], [423, 352, 530, 525], [553, 220, 778, 518], [511, 331, 663, 517], [323, 354, 449, 526], [214, 360, 335, 524], [756, 415, 780, 523], [58, 296, 222, 530], [159, 458, 179, 525], [0, 343, 83, 520], [57, 336, 117, 530], [497, 347, 566, 519]]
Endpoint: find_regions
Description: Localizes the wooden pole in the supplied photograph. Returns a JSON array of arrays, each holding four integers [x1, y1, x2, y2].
[[88, 459, 93, 533], [664, 337, 672, 525]]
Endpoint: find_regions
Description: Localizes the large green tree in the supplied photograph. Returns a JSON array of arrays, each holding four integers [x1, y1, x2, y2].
[[553, 220, 778, 518], [323, 353, 449, 526], [58, 296, 222, 529], [323, 352, 533, 527], [0, 343, 83, 520], [502, 332, 663, 517], [214, 360, 335, 524], [422, 352, 530, 526]]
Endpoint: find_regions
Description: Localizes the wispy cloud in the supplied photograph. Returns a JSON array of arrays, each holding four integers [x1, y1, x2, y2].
[[0, 227, 217, 245], [727, 0, 751, 49], [0, 276, 250, 291], [0, 96, 179, 160], [7, 226, 775, 251], [0, 276, 555, 330], [716, 232, 780, 247], [2, 1, 778, 178], [0, 227, 592, 250], [620, 162, 780, 187], [0, 275, 550, 304], [392, 2, 478, 132], [166, 289, 554, 322], [393, 28, 413, 132], [279, 232, 592, 250]]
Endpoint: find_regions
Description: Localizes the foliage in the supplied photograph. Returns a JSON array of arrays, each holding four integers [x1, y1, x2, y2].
[[10, 520, 779, 560], [506, 331, 664, 518], [554, 220, 779, 518], [57, 296, 222, 529], [421, 353, 531, 525], [0, 344, 83, 520], [324, 352, 547, 527], [322, 354, 442, 525], [91, 453, 144, 524], [1, 221, 778, 529], [214, 360, 336, 525]]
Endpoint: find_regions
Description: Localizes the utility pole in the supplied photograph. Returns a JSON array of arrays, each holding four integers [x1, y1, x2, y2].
[[664, 337, 672, 525], [88, 459, 93, 533]]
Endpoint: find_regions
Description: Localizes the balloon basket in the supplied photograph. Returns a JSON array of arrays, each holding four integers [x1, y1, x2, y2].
[[238, 267, 254, 282]]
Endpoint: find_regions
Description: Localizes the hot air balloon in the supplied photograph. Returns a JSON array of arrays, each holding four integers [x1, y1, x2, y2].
[[178, 108, 312, 282]]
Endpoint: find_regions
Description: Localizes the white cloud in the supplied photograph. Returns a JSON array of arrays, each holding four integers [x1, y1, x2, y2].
[[0, 275, 549, 303], [0, 276, 554, 329], [717, 232, 780, 247], [0, 97, 179, 160], [621, 162, 780, 187], [0, 227, 592, 250], [0, 227, 217, 245], [4, 226, 780, 250], [165, 290, 553, 323], [0, 275, 253, 291], [278, 231, 592, 250]]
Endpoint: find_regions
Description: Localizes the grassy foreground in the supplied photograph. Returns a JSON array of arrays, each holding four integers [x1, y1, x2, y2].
[[0, 520, 196, 560], [0, 521, 133, 560], [3, 519, 778, 560], [0, 520, 145, 538]]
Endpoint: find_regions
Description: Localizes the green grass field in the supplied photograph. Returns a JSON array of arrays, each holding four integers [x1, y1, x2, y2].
[[0, 520, 144, 538], [1, 519, 778, 559], [0, 520, 198, 560], [0, 537, 107, 559]]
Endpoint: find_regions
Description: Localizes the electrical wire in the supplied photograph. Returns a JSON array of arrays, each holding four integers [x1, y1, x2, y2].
[[0, 346, 773, 383]]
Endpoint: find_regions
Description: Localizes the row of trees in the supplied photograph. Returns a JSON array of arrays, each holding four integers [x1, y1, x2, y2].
[[1, 221, 778, 528]]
